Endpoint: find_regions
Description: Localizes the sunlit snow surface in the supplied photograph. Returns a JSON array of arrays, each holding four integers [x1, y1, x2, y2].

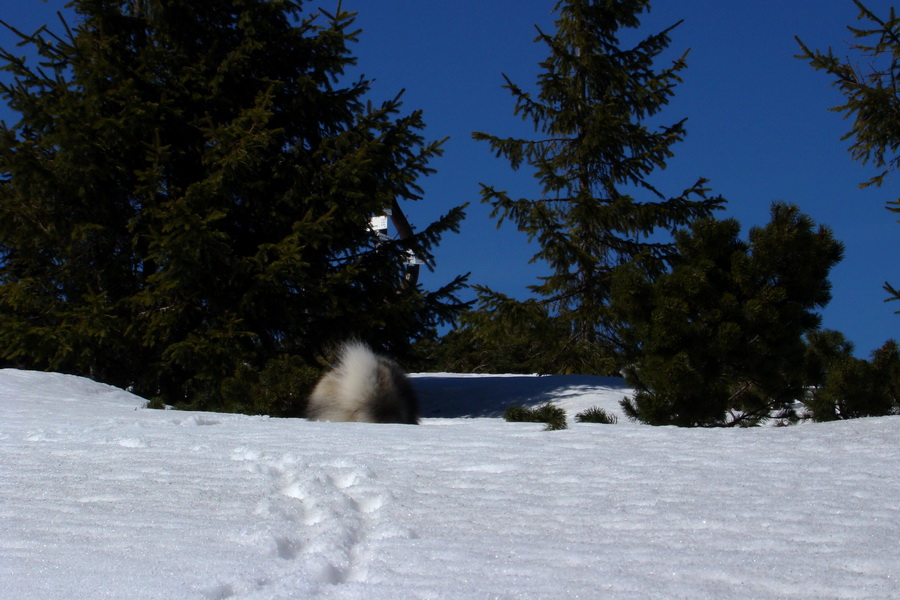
[[2, 369, 898, 599]]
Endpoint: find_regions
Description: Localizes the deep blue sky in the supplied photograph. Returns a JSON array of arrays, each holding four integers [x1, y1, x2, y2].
[[1, 1, 897, 358]]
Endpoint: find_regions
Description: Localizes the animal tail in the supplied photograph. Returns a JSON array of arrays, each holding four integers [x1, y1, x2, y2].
[[306, 341, 419, 424]]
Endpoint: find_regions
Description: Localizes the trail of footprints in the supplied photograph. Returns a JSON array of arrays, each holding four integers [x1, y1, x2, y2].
[[226, 447, 416, 595]]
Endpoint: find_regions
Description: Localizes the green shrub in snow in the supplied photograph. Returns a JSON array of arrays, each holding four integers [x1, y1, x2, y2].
[[503, 403, 568, 431], [575, 407, 618, 424]]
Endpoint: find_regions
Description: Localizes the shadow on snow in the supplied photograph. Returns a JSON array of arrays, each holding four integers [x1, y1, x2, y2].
[[410, 373, 629, 419]]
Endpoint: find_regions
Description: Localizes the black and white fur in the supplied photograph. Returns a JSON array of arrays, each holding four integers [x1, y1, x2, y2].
[[306, 341, 419, 424]]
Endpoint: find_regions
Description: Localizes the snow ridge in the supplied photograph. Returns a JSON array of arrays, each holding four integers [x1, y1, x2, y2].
[[2, 368, 899, 599]]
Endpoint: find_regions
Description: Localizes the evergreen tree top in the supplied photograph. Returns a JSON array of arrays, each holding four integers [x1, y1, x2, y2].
[[469, 0, 721, 371]]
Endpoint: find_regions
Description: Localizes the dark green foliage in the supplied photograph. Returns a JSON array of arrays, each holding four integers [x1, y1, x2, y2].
[[0, 1, 466, 411], [613, 202, 844, 427], [220, 354, 321, 417], [503, 403, 568, 430], [803, 329, 858, 388], [574, 406, 617, 424], [422, 292, 620, 375], [806, 336, 900, 421], [796, 2, 900, 305], [468, 0, 723, 373], [429, 295, 587, 374]]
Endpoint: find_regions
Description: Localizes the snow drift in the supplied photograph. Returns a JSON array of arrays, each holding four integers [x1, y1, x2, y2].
[[1, 368, 898, 599]]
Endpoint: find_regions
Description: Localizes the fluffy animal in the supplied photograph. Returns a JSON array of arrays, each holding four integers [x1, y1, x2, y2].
[[306, 341, 419, 424]]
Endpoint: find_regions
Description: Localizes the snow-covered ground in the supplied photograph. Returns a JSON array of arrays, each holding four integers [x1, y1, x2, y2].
[[2, 368, 898, 599]]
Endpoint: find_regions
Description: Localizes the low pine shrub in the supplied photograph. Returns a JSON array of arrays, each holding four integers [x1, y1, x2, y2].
[[503, 403, 568, 430], [575, 406, 618, 424]]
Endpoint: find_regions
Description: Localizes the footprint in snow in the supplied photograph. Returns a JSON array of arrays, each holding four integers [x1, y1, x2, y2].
[[116, 437, 148, 448], [232, 448, 417, 589], [176, 415, 221, 427]]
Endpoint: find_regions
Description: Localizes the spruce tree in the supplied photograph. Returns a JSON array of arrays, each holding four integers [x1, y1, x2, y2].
[[468, 0, 723, 373], [613, 203, 844, 427], [796, 1, 900, 304], [0, 1, 466, 411]]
